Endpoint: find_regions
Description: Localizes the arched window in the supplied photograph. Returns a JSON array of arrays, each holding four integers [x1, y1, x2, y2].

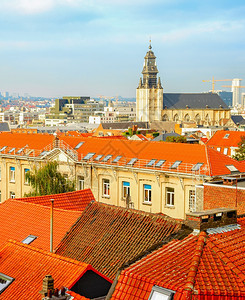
[[173, 114, 179, 122], [195, 114, 201, 125], [184, 114, 190, 122], [162, 114, 169, 121]]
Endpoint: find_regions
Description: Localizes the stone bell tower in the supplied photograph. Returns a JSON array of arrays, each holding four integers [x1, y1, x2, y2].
[[136, 42, 163, 122]]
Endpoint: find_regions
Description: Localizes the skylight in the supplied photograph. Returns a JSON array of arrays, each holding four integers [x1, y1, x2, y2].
[[0, 146, 7, 152], [127, 158, 138, 166], [94, 154, 103, 161], [102, 155, 113, 162], [224, 134, 230, 139], [146, 159, 157, 167], [83, 152, 95, 160], [22, 235, 37, 245], [8, 148, 15, 154], [170, 161, 182, 169], [74, 142, 84, 149], [155, 160, 166, 168], [191, 163, 203, 171], [148, 286, 175, 300], [0, 273, 14, 294], [112, 155, 122, 163], [39, 151, 49, 156], [16, 147, 25, 154], [226, 165, 239, 172]]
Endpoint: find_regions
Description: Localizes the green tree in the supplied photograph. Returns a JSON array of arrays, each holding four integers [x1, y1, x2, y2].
[[232, 136, 245, 161], [166, 136, 187, 143], [25, 161, 75, 196]]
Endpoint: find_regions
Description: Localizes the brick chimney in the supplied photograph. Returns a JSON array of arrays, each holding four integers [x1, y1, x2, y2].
[[40, 275, 54, 296], [185, 208, 237, 231]]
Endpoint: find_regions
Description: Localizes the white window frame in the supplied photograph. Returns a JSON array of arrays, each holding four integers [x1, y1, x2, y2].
[[122, 181, 130, 199], [166, 187, 175, 207], [102, 179, 110, 197], [78, 176, 85, 190], [143, 184, 152, 203], [189, 190, 196, 212], [10, 167, 15, 183]]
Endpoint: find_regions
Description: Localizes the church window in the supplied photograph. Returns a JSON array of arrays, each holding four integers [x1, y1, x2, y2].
[[184, 114, 190, 122], [162, 114, 169, 121], [173, 114, 179, 122]]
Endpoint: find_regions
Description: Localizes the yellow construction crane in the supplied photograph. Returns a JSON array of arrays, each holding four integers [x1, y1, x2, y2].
[[202, 77, 233, 93]]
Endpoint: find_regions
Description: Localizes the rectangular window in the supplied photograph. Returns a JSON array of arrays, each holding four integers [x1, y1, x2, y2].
[[103, 179, 110, 197], [78, 176, 85, 190], [24, 168, 30, 185], [10, 167, 15, 183], [10, 191, 15, 199], [143, 184, 152, 203], [224, 148, 228, 155], [166, 187, 174, 207], [122, 181, 130, 199], [189, 190, 196, 212], [217, 147, 221, 152]]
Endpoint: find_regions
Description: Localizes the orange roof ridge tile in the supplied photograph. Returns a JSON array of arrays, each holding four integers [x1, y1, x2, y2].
[[181, 232, 207, 298], [204, 144, 212, 176]]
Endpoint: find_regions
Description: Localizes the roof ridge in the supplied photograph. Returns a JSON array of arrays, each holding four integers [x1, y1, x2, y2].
[[207, 239, 245, 284], [181, 232, 207, 298], [91, 201, 181, 222], [9, 198, 82, 214], [204, 144, 212, 176]]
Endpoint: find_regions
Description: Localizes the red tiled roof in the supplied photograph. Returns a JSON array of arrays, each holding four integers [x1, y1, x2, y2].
[[60, 136, 245, 176], [110, 218, 245, 299], [1, 132, 245, 176], [55, 202, 182, 280], [0, 240, 108, 300], [16, 189, 95, 211], [207, 130, 245, 148], [0, 199, 81, 251]]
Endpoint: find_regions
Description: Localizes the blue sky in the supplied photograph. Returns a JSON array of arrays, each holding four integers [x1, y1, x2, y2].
[[0, 0, 245, 98]]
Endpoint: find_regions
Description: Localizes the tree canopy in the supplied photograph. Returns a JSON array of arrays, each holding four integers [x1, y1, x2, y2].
[[25, 161, 75, 196], [232, 136, 245, 161], [166, 136, 187, 143]]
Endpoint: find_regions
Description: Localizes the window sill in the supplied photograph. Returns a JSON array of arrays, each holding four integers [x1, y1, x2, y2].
[[102, 195, 110, 199], [143, 201, 152, 206], [165, 205, 175, 209], [9, 181, 15, 183]]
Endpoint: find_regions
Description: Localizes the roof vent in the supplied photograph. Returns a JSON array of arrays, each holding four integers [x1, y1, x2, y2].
[[185, 208, 237, 231]]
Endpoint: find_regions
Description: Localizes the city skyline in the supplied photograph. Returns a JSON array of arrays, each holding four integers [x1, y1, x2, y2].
[[0, 0, 245, 98]]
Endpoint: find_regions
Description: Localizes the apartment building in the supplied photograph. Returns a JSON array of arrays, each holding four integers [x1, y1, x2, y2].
[[0, 132, 244, 219]]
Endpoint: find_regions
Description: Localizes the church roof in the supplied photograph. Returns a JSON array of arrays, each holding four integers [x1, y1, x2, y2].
[[163, 93, 229, 109]]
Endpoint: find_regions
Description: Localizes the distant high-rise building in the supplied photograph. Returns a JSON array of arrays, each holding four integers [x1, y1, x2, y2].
[[216, 91, 233, 107], [232, 78, 242, 107], [2, 92, 9, 98]]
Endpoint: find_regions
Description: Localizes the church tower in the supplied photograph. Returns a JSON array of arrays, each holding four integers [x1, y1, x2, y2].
[[136, 42, 163, 122]]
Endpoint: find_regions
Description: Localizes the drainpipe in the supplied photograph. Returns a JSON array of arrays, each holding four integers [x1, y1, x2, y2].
[[50, 199, 54, 253]]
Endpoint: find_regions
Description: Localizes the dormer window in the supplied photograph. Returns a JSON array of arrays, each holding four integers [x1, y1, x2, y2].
[[0, 273, 14, 293]]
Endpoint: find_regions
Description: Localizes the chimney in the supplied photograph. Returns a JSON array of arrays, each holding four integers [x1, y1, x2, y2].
[[40, 275, 54, 296], [185, 208, 237, 231]]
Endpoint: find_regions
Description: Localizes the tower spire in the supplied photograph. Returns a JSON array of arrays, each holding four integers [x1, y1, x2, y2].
[[149, 38, 152, 50]]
